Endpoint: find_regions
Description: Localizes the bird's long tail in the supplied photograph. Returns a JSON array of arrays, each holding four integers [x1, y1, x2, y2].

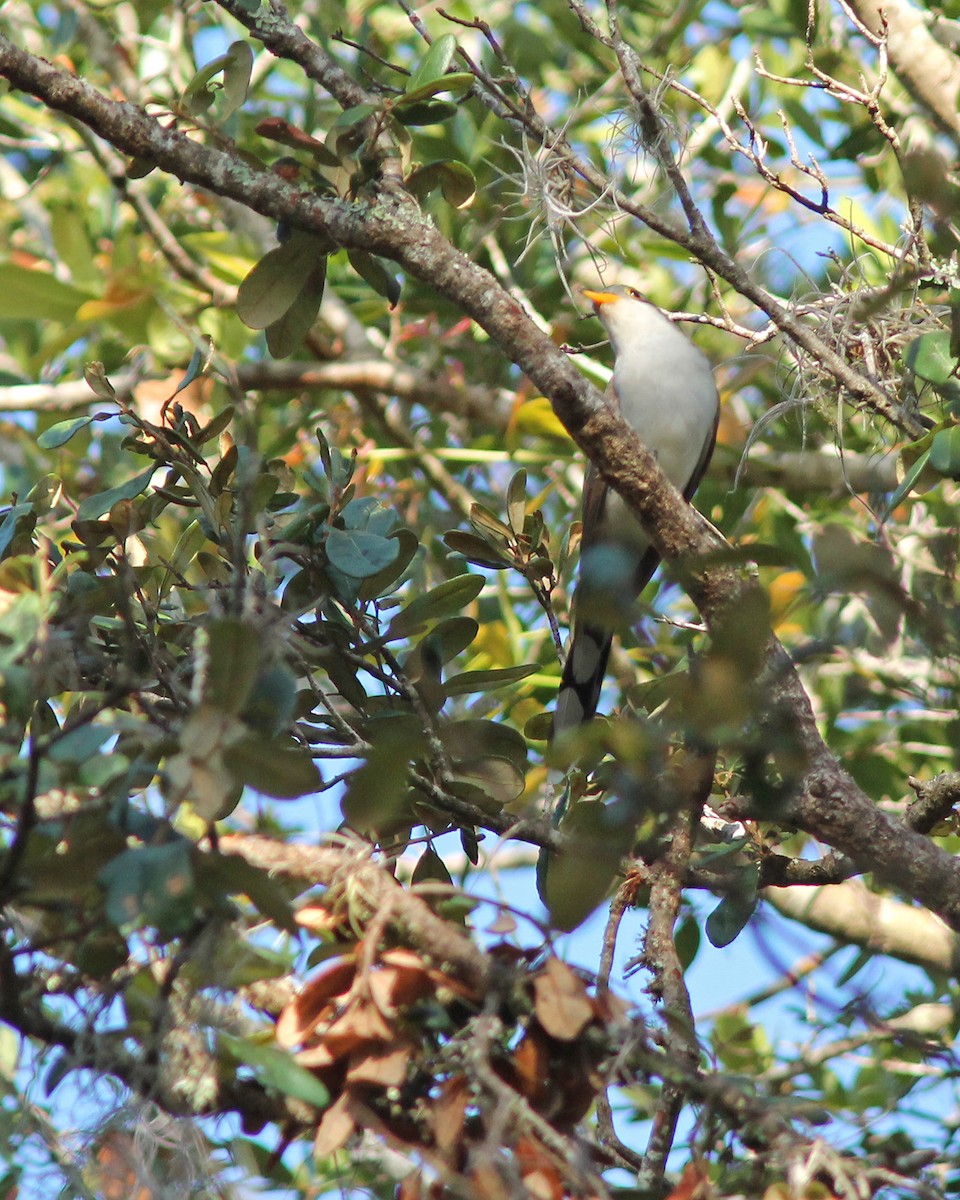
[[551, 622, 612, 735], [551, 542, 662, 737]]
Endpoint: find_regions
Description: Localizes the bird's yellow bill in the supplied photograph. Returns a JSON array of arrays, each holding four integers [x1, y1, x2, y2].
[[580, 288, 619, 309]]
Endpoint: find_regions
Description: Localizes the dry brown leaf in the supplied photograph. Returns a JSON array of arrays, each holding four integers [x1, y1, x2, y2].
[[320, 1023, 375, 1062], [321, 997, 394, 1060], [314, 1092, 356, 1158], [515, 1136, 563, 1200], [486, 912, 517, 935], [276, 957, 356, 1048], [368, 962, 434, 1016], [377, 949, 437, 1008], [343, 997, 395, 1041], [592, 988, 632, 1025], [379, 947, 425, 970], [523, 1170, 560, 1200], [513, 1029, 550, 1106], [432, 1073, 470, 1155], [667, 1161, 710, 1200], [532, 958, 593, 1041], [515, 1031, 598, 1127], [345, 1041, 412, 1087], [294, 1043, 338, 1069], [95, 1132, 154, 1200], [397, 1172, 423, 1200], [423, 963, 481, 1003], [470, 1163, 511, 1200], [295, 903, 344, 934]]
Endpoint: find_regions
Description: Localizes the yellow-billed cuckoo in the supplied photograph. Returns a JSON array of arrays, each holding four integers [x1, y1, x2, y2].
[[552, 285, 720, 734]]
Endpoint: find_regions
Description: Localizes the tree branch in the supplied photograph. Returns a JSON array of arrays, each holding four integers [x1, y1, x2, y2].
[[843, 0, 960, 145], [765, 879, 959, 974], [5, 39, 960, 928]]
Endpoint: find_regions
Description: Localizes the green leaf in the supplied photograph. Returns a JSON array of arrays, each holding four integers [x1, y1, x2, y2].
[[449, 756, 524, 808], [341, 496, 397, 535], [411, 844, 453, 885], [884, 446, 931, 513], [710, 1006, 772, 1073], [442, 530, 510, 569], [161, 520, 207, 597], [317, 649, 369, 714], [265, 259, 327, 358], [341, 734, 417, 834], [0, 504, 36, 559], [0, 263, 88, 321], [326, 526, 401, 579], [705, 893, 758, 948], [387, 573, 484, 638], [405, 160, 476, 208], [407, 34, 458, 93], [393, 99, 459, 126], [439, 718, 527, 771], [203, 618, 263, 714], [929, 426, 960, 478], [242, 663, 299, 737], [439, 718, 528, 806], [237, 233, 326, 330], [48, 724, 113, 764], [126, 155, 156, 180], [399, 72, 474, 105], [903, 331, 957, 385], [182, 55, 226, 115], [330, 102, 381, 130], [37, 413, 101, 449], [195, 405, 235, 446], [224, 735, 322, 799], [358, 528, 420, 600], [675, 915, 701, 972], [220, 41, 254, 119], [443, 664, 538, 695], [83, 362, 118, 400], [50, 202, 98, 287], [171, 338, 214, 399], [836, 947, 873, 986], [540, 798, 636, 932], [198, 851, 298, 933], [470, 503, 513, 543], [346, 249, 401, 307], [98, 840, 196, 937], [417, 616, 479, 664], [507, 468, 527, 535], [76, 465, 156, 521], [182, 41, 252, 119], [220, 1032, 330, 1109]]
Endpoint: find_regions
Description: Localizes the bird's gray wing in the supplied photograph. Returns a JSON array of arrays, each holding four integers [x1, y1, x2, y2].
[[681, 406, 719, 503], [553, 464, 618, 734]]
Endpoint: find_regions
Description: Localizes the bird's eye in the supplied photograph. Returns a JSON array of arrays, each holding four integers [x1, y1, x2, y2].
[[628, 287, 641, 299]]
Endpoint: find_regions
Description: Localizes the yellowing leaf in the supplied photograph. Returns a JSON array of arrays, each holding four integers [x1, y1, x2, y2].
[[510, 397, 571, 441]]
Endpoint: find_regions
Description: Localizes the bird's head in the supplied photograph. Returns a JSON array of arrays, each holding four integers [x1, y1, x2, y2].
[[580, 285, 657, 354]]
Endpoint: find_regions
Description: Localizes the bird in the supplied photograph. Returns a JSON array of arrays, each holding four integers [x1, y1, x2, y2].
[[552, 285, 720, 736]]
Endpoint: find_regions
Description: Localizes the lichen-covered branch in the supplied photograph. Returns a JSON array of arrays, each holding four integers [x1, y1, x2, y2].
[[3, 36, 960, 930]]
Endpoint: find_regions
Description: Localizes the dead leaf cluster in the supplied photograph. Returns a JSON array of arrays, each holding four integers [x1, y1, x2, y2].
[[276, 942, 475, 1156], [276, 923, 633, 1199], [504, 953, 630, 1131]]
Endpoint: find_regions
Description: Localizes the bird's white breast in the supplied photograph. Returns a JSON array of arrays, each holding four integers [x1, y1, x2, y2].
[[597, 300, 718, 545], [609, 305, 717, 485]]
